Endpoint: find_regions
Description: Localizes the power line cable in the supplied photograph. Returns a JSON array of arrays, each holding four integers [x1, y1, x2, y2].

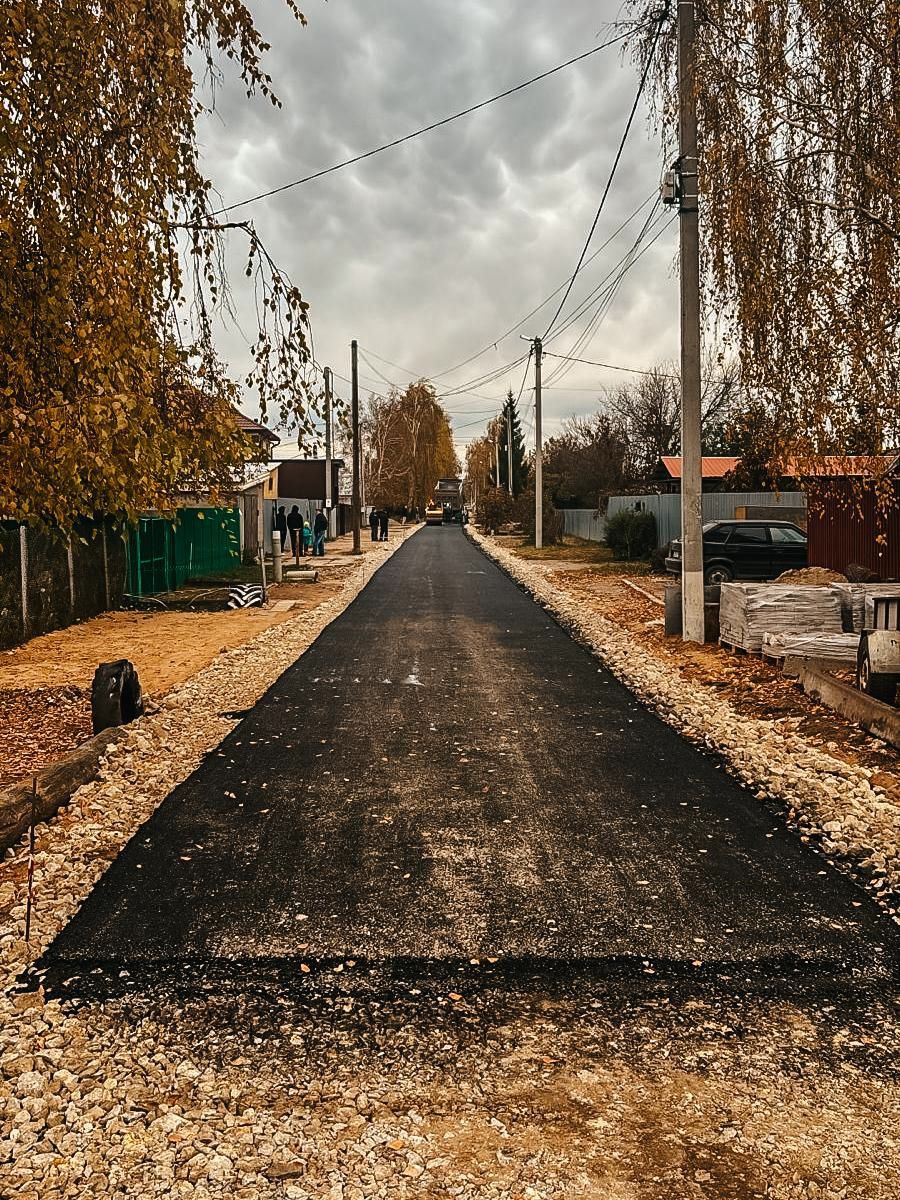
[[543, 204, 666, 348], [541, 210, 675, 388], [209, 28, 645, 219], [354, 193, 655, 398], [541, 8, 668, 340], [427, 192, 657, 382]]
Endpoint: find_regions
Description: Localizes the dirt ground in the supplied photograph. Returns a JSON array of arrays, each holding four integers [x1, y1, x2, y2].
[[0, 530, 401, 791], [536, 562, 899, 805]]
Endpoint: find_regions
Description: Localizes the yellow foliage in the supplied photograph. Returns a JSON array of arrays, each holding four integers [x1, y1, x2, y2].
[[0, 0, 312, 527]]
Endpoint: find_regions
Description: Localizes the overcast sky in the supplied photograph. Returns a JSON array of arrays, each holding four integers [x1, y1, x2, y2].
[[196, 0, 678, 458]]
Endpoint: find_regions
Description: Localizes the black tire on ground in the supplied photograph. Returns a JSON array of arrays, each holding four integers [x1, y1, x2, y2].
[[704, 563, 734, 586], [857, 642, 899, 705], [91, 659, 144, 735]]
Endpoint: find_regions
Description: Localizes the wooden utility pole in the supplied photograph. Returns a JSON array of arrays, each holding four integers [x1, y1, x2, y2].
[[494, 436, 500, 490], [678, 0, 704, 642], [324, 367, 334, 541], [350, 340, 362, 555], [506, 402, 514, 497], [533, 337, 543, 549]]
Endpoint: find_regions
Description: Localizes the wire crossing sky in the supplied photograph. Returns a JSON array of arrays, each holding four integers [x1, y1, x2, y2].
[[199, 0, 679, 450]]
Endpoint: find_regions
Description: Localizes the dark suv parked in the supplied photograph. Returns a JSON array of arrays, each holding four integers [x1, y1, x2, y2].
[[666, 520, 807, 585]]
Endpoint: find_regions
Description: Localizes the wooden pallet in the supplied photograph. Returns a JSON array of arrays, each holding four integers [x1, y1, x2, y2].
[[718, 638, 755, 656]]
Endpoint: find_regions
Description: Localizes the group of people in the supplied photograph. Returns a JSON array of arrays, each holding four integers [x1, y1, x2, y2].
[[369, 507, 390, 541], [274, 504, 329, 559]]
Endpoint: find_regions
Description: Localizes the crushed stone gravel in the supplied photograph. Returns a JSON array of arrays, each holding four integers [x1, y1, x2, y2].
[[2, 524, 900, 1199], [469, 530, 900, 915]]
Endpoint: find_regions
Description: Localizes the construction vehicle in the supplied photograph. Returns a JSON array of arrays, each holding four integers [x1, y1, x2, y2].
[[433, 477, 464, 524]]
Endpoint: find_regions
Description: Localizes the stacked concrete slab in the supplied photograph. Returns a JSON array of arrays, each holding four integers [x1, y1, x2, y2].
[[761, 631, 861, 665], [719, 583, 844, 653]]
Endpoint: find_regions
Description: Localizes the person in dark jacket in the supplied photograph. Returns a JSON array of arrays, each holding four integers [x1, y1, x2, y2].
[[287, 504, 304, 559], [313, 508, 328, 556], [379, 508, 389, 542], [274, 505, 288, 557], [369, 508, 380, 542]]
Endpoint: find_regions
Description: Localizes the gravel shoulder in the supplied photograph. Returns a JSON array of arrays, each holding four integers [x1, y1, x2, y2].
[[3, 525, 900, 1200], [0, 532, 388, 790], [474, 531, 900, 915]]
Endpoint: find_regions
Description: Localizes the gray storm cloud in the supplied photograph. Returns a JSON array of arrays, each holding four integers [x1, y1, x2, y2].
[[197, 0, 679, 449]]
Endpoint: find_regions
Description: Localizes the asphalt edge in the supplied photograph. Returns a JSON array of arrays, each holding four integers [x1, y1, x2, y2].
[[465, 527, 900, 930], [1, 527, 421, 989]]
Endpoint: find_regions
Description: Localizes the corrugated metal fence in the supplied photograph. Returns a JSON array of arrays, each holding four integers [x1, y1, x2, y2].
[[125, 506, 241, 595], [562, 509, 609, 542], [563, 492, 807, 548], [807, 480, 900, 579]]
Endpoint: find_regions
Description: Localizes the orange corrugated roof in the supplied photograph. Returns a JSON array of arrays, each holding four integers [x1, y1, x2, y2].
[[659, 456, 741, 479]]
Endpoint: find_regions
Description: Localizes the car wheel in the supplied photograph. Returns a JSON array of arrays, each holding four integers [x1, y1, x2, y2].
[[857, 643, 898, 704], [704, 563, 733, 585]]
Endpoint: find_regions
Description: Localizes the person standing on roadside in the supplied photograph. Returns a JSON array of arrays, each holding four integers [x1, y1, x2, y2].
[[287, 504, 303, 560], [379, 508, 389, 542], [313, 507, 328, 556], [369, 507, 380, 542]]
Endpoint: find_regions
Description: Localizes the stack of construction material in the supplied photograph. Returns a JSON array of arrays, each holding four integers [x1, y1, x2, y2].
[[831, 583, 900, 631], [761, 631, 861, 666], [719, 583, 843, 653]]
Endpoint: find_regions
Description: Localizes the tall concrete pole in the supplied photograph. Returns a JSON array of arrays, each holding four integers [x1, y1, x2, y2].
[[324, 367, 335, 541], [494, 437, 500, 490], [534, 337, 543, 549], [678, 0, 704, 642], [351, 340, 362, 555]]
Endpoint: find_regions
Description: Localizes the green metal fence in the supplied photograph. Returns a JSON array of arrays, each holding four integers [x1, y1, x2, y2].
[[125, 507, 241, 595]]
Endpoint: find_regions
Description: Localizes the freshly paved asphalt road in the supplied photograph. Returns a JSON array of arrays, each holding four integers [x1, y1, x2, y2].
[[40, 527, 898, 994]]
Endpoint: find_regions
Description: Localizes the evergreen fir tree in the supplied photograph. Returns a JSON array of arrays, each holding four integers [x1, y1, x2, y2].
[[494, 390, 528, 496]]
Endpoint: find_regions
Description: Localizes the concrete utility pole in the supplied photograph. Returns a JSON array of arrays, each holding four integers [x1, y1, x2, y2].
[[350, 340, 362, 555], [324, 367, 335, 541], [678, 0, 704, 642], [506, 403, 514, 497], [533, 337, 543, 549], [494, 437, 500, 490]]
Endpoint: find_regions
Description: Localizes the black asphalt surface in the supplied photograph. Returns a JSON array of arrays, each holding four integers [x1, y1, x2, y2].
[[38, 527, 898, 996]]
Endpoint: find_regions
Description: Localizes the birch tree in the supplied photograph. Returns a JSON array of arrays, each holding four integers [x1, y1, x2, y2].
[[0, 0, 314, 527], [628, 0, 899, 480]]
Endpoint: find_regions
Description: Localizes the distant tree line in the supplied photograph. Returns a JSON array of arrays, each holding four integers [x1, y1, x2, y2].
[[466, 354, 751, 512], [362, 381, 459, 513]]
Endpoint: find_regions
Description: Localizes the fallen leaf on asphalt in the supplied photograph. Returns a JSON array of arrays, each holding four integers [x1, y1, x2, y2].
[[300, 963, 310, 973]]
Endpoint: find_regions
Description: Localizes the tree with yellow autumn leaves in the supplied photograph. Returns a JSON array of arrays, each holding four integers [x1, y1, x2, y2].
[[628, 0, 898, 473], [363, 382, 459, 513], [0, 0, 314, 528]]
